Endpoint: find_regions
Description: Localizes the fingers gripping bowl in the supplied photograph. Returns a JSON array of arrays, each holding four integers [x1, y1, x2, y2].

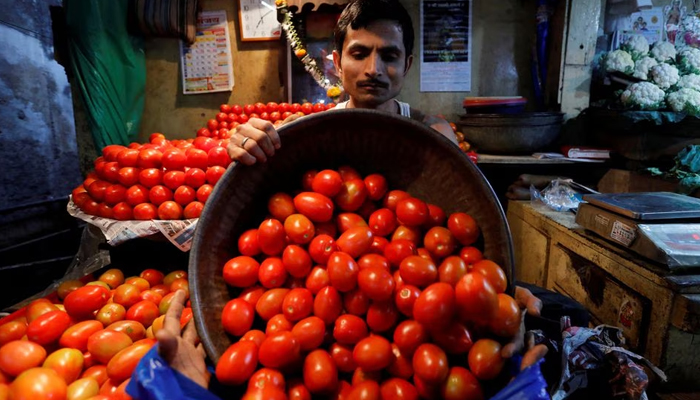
[[188, 109, 515, 362]]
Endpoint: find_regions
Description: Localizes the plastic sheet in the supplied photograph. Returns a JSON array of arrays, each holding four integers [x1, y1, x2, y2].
[[492, 360, 551, 400], [530, 179, 583, 212]]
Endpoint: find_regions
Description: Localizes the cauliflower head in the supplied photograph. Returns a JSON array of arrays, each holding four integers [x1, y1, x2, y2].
[[633, 56, 658, 80], [667, 88, 700, 115], [678, 48, 700, 75], [621, 82, 666, 110], [650, 63, 680, 89], [677, 74, 700, 91], [649, 41, 676, 63], [621, 35, 650, 60], [605, 50, 634, 75], [682, 16, 700, 33]]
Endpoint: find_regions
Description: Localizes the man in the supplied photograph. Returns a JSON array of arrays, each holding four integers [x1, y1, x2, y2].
[[149, 0, 548, 393]]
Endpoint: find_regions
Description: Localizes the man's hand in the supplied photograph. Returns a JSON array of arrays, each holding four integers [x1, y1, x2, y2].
[[156, 290, 210, 389], [226, 114, 303, 166], [501, 285, 547, 370]]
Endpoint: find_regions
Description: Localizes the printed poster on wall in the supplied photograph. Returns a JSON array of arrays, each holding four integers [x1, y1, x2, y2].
[[420, 0, 472, 92], [180, 10, 234, 94], [611, 7, 664, 51]]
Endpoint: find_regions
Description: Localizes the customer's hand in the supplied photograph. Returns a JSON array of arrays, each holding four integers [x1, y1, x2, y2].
[[227, 114, 303, 166], [156, 290, 210, 389], [501, 285, 547, 370]]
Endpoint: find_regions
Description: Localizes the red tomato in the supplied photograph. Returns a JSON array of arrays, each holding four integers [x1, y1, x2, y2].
[[448, 213, 480, 246], [336, 166, 360, 181], [282, 245, 313, 278], [196, 184, 213, 203], [242, 387, 288, 400], [99, 269, 124, 289], [468, 339, 504, 380], [148, 185, 172, 206], [133, 203, 157, 220], [237, 286, 264, 308], [304, 267, 329, 294], [139, 290, 163, 305], [223, 256, 260, 288], [162, 148, 187, 171], [308, 234, 337, 265], [267, 193, 296, 221], [423, 227, 456, 258], [162, 171, 185, 190], [282, 288, 313, 322], [312, 286, 343, 325], [313, 103, 325, 113], [459, 246, 483, 265], [412, 344, 449, 385], [137, 149, 162, 169], [393, 320, 428, 358], [291, 316, 325, 351], [330, 343, 356, 373], [43, 348, 84, 384], [430, 322, 473, 354], [289, 103, 301, 113], [384, 239, 416, 267], [254, 102, 267, 114], [399, 255, 438, 288], [455, 273, 498, 324], [106, 341, 154, 383], [206, 166, 226, 185], [335, 179, 367, 212], [425, 204, 447, 228], [26, 310, 71, 345], [173, 185, 196, 206], [184, 168, 206, 188], [490, 294, 521, 337], [472, 260, 507, 294], [255, 289, 290, 321], [312, 170, 343, 197], [357, 266, 395, 301], [332, 315, 368, 345], [124, 184, 148, 206], [196, 128, 211, 138], [140, 269, 164, 287], [116, 149, 139, 167], [346, 380, 380, 400], [67, 377, 100, 400], [258, 331, 300, 369], [351, 368, 381, 386], [87, 330, 133, 364], [368, 208, 397, 237], [125, 301, 159, 328], [382, 190, 411, 211], [441, 366, 483, 400], [138, 168, 162, 188], [438, 256, 468, 286], [413, 282, 455, 329], [64, 285, 111, 320], [0, 321, 26, 346], [381, 378, 419, 400], [368, 236, 389, 255], [366, 301, 400, 333], [300, 103, 313, 115], [387, 344, 414, 380], [106, 321, 147, 342], [396, 198, 429, 227], [87, 180, 110, 202], [239, 330, 266, 348], [316, 221, 337, 237], [284, 214, 315, 244], [258, 257, 288, 289], [357, 254, 390, 271], [343, 288, 370, 316], [395, 285, 421, 318], [157, 201, 183, 220], [363, 174, 388, 201], [352, 336, 393, 372], [113, 202, 133, 220], [9, 367, 67, 400], [0, 341, 46, 376], [215, 341, 258, 385], [336, 226, 373, 258], [258, 219, 286, 256], [183, 201, 204, 219], [113, 284, 142, 309], [238, 229, 261, 257], [294, 192, 334, 222], [357, 199, 377, 220], [336, 213, 368, 233], [327, 252, 359, 292], [303, 349, 338, 394], [103, 184, 127, 206]]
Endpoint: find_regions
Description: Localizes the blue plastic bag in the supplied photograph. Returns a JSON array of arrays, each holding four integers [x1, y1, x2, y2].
[[491, 359, 551, 400]]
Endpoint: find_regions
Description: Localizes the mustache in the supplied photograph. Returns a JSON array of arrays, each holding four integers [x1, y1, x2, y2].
[[357, 79, 389, 88]]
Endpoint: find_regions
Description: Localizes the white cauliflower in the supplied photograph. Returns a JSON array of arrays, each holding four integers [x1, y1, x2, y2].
[[605, 50, 634, 75], [667, 88, 700, 115], [633, 56, 658, 80], [677, 74, 700, 91], [682, 16, 700, 33], [649, 41, 676, 63], [678, 48, 700, 75], [621, 82, 666, 110], [621, 35, 649, 60], [650, 63, 680, 89]]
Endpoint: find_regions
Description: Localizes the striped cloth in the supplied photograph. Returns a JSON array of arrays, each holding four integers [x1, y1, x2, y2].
[[133, 0, 198, 43]]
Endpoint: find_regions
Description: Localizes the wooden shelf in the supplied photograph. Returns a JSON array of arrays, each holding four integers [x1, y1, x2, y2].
[[476, 154, 607, 165]]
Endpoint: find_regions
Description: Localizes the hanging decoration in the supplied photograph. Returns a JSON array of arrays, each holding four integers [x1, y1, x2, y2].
[[276, 0, 344, 100]]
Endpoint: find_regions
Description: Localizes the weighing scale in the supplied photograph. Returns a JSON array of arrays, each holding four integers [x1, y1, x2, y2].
[[575, 192, 700, 270]]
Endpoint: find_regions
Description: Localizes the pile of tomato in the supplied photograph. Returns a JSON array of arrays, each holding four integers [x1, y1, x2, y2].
[[196, 102, 334, 140], [0, 267, 190, 400], [215, 166, 521, 400]]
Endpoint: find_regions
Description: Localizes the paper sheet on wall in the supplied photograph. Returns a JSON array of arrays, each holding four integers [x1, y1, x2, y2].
[[612, 7, 664, 50], [420, 0, 472, 92], [180, 10, 234, 94]]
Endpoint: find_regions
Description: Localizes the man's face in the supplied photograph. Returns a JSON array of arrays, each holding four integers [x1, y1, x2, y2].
[[333, 20, 413, 108]]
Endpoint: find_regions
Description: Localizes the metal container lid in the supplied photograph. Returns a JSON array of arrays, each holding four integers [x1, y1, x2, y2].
[[582, 192, 700, 220]]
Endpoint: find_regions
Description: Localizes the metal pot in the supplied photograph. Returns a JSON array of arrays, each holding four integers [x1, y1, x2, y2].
[[458, 112, 564, 154]]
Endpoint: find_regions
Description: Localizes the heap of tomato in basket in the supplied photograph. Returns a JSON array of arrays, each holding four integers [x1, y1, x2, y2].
[[216, 166, 518, 399]]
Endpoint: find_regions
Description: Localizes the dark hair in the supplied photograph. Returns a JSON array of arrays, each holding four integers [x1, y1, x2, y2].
[[334, 0, 414, 59]]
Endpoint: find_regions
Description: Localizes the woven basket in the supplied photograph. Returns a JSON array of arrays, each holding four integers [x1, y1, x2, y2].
[[189, 109, 515, 362]]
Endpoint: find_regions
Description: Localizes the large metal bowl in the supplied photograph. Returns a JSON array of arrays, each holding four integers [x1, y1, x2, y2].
[[458, 112, 564, 154], [189, 109, 515, 363]]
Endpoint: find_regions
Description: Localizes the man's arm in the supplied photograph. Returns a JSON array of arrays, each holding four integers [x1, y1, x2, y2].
[[410, 107, 458, 144]]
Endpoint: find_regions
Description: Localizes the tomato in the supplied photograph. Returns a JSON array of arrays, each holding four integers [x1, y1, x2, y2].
[[125, 301, 159, 328], [0, 321, 26, 346], [448, 213, 480, 246], [117, 167, 140, 187], [97, 203, 114, 219], [223, 256, 260, 288], [156, 201, 182, 220], [335, 179, 367, 212], [312, 286, 343, 325], [381, 378, 419, 400], [459, 247, 483, 265], [384, 239, 416, 267], [368, 209, 397, 237], [351, 368, 381, 386], [399, 255, 438, 288], [472, 260, 507, 294], [455, 273, 498, 324], [357, 200, 377, 220], [98, 269, 125, 289], [282, 245, 313, 278], [59, 321, 104, 352], [412, 282, 455, 329], [116, 149, 139, 167], [300, 103, 313, 115], [158, 292, 179, 315], [441, 366, 483, 400], [294, 192, 334, 222], [173, 185, 196, 206], [133, 203, 157, 220], [248, 368, 285, 392], [238, 229, 261, 257], [438, 256, 468, 286], [87, 180, 110, 202], [113, 284, 142, 309], [148, 185, 173, 206], [430, 322, 473, 354], [393, 320, 429, 356], [242, 387, 288, 400], [137, 148, 162, 169], [289, 103, 301, 113], [268, 192, 296, 221], [312, 103, 325, 113], [395, 285, 421, 318], [343, 288, 370, 316], [64, 285, 110, 320], [184, 168, 206, 189], [206, 166, 226, 185], [87, 330, 133, 364], [106, 340, 154, 382], [423, 227, 456, 259], [346, 380, 380, 400], [258, 219, 286, 256], [99, 378, 119, 396], [391, 226, 421, 246], [258, 331, 300, 369], [337, 213, 368, 233], [237, 286, 264, 308], [357, 266, 394, 301], [386, 344, 414, 380], [139, 290, 163, 305], [412, 343, 449, 384], [357, 254, 389, 271], [161, 148, 187, 171], [207, 146, 231, 168], [332, 315, 368, 345], [163, 170, 186, 190], [303, 349, 338, 394], [258, 257, 288, 289], [183, 201, 203, 218], [67, 377, 100, 400], [113, 202, 134, 220], [490, 294, 521, 337], [366, 301, 399, 333], [468, 339, 504, 380], [0, 341, 46, 376], [363, 174, 387, 201], [336, 227, 373, 258], [352, 336, 393, 372], [291, 316, 325, 351], [425, 204, 447, 228], [304, 266, 329, 294], [284, 214, 315, 244], [282, 288, 313, 322], [138, 168, 162, 188], [330, 343, 356, 373], [255, 289, 290, 321], [215, 341, 258, 385], [43, 348, 84, 384], [288, 379, 312, 400], [9, 367, 67, 400], [368, 236, 389, 255], [316, 221, 338, 238], [382, 190, 411, 211], [81, 365, 108, 386], [162, 270, 186, 287], [395, 198, 429, 227], [327, 252, 359, 292], [150, 284, 169, 298], [103, 184, 126, 206], [80, 199, 100, 215], [240, 330, 266, 347], [114, 378, 133, 400]]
